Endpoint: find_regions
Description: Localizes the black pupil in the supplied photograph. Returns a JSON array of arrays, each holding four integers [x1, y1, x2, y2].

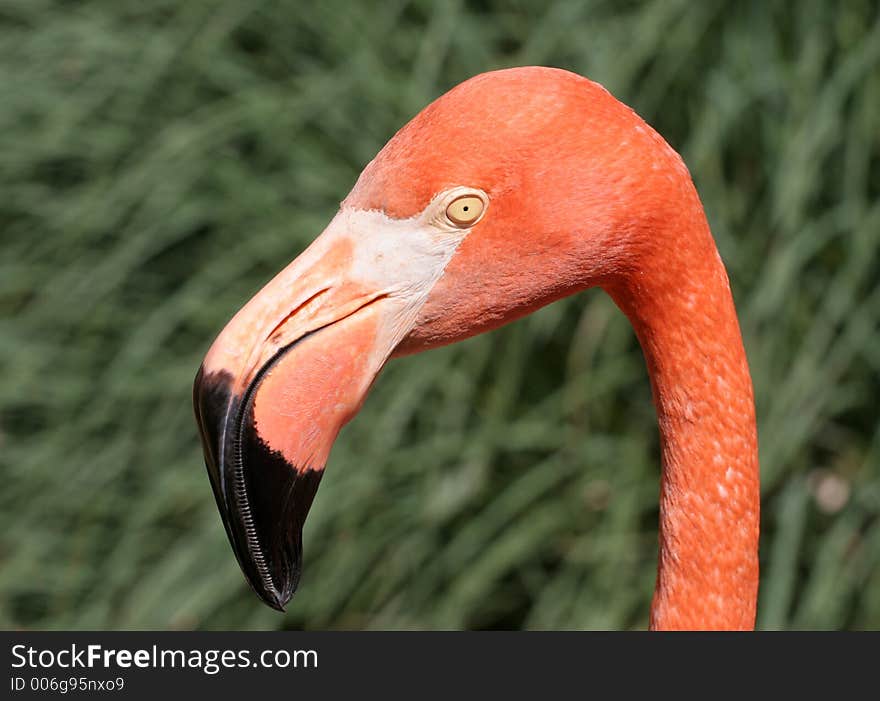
[[463, 206, 469, 211]]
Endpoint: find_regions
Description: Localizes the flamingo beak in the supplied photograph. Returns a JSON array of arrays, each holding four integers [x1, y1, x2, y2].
[[193, 207, 467, 610]]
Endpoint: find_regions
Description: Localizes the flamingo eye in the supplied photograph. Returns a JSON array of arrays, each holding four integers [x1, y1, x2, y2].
[[445, 195, 485, 227]]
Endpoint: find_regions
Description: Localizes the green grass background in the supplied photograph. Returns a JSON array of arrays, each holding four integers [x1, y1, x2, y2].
[[2, 0, 879, 630]]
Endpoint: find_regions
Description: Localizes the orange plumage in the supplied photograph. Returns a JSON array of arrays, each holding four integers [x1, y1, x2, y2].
[[195, 67, 760, 629]]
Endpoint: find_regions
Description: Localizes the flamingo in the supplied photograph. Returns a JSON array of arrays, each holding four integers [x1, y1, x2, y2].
[[193, 67, 760, 630]]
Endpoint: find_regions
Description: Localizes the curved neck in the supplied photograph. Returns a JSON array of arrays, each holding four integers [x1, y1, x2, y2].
[[606, 215, 760, 630]]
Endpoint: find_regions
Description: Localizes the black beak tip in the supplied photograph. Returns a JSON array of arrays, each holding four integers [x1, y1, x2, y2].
[[193, 363, 325, 613], [246, 550, 301, 614], [259, 588, 289, 613]]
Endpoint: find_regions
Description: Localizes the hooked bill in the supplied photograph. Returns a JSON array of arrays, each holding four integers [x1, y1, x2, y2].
[[193, 303, 384, 610]]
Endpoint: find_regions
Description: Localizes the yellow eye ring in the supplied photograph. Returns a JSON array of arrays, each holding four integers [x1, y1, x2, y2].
[[445, 195, 485, 227]]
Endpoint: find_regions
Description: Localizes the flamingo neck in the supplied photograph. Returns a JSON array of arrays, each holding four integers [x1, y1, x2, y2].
[[606, 214, 760, 630]]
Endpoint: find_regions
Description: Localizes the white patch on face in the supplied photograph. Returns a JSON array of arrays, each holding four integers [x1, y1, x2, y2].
[[327, 187, 488, 361], [338, 197, 479, 298], [201, 187, 488, 384]]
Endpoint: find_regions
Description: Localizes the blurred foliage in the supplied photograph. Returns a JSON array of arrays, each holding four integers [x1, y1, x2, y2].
[[1, 0, 879, 630]]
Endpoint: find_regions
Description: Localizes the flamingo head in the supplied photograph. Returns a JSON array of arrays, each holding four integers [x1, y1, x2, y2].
[[193, 66, 688, 610]]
